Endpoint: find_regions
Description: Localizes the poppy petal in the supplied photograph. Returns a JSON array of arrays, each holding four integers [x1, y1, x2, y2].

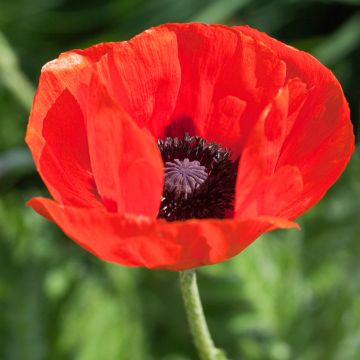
[[28, 197, 299, 270], [233, 26, 354, 219], [27, 52, 94, 167], [26, 43, 120, 168], [163, 23, 286, 156], [235, 81, 304, 217], [161, 215, 299, 271], [86, 73, 164, 218], [276, 84, 354, 217], [38, 89, 102, 208], [93, 27, 181, 139], [279, 118, 354, 219], [234, 25, 343, 86], [27, 197, 182, 268]]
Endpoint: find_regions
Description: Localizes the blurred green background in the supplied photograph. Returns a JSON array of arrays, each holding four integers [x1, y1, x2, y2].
[[1, 0, 360, 359]]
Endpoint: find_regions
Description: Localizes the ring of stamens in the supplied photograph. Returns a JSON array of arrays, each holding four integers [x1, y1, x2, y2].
[[157, 134, 238, 221]]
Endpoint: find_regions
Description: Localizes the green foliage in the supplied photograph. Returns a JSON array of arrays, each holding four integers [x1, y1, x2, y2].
[[0, 0, 359, 359]]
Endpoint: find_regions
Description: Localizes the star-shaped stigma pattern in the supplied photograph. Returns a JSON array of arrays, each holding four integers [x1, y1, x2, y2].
[[164, 158, 208, 198]]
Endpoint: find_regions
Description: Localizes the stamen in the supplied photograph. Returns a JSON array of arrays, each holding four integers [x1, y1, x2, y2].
[[164, 158, 208, 198]]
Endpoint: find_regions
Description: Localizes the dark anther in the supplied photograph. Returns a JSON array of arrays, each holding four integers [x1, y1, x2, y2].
[[157, 134, 238, 221]]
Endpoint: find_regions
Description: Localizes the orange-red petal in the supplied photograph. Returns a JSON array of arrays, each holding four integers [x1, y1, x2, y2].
[[27, 52, 93, 167], [28, 197, 299, 270], [37, 89, 103, 208], [85, 73, 164, 218], [235, 81, 305, 218], [95, 27, 182, 139], [233, 25, 355, 219], [163, 23, 286, 156]]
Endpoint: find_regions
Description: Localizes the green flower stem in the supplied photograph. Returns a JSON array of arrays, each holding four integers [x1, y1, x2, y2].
[[179, 270, 228, 360]]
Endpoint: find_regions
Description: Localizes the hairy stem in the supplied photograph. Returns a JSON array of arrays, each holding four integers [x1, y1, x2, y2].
[[179, 270, 228, 360]]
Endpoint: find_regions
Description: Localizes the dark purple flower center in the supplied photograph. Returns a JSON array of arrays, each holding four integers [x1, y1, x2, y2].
[[157, 134, 238, 221]]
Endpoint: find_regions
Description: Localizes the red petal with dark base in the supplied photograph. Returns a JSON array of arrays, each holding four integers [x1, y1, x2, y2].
[[97, 27, 182, 139], [85, 73, 164, 217], [164, 24, 286, 157]]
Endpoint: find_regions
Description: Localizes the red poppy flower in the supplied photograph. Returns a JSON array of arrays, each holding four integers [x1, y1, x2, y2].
[[26, 23, 354, 271]]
